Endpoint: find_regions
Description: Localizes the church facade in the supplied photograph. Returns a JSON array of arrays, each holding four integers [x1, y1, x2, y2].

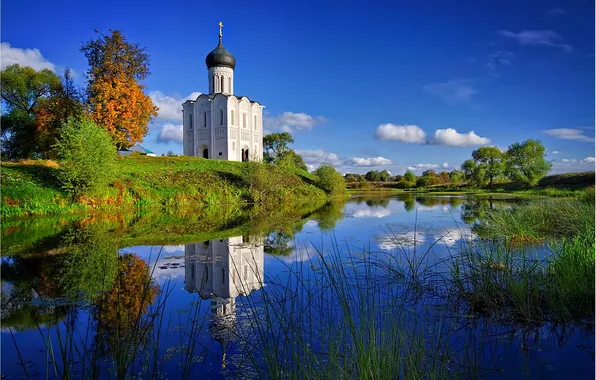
[[182, 23, 264, 162]]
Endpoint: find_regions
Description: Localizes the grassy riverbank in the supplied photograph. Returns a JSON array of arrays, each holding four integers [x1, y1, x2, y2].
[[1, 156, 342, 217], [348, 171, 595, 198]]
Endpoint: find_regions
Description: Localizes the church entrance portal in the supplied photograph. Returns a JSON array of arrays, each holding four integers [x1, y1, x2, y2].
[[241, 147, 249, 162], [202, 148, 209, 159]]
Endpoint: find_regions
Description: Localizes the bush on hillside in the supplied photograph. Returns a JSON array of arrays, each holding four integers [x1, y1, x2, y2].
[[313, 163, 346, 196], [54, 117, 116, 195]]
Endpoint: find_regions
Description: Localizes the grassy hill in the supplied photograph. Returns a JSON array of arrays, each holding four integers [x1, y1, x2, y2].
[[1, 155, 335, 217]]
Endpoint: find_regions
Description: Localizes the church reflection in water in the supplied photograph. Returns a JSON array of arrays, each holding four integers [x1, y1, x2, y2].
[[184, 235, 264, 366]]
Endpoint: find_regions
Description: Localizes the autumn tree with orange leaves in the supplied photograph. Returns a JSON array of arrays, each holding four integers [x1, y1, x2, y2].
[[81, 30, 158, 148]]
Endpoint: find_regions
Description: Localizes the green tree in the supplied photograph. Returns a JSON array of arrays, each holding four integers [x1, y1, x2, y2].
[[402, 170, 416, 188], [278, 149, 308, 171], [365, 170, 381, 182], [449, 170, 464, 185], [404, 170, 416, 183], [313, 163, 346, 196], [461, 160, 476, 181], [472, 146, 503, 188], [1, 64, 62, 159], [379, 170, 391, 182], [263, 132, 294, 164], [34, 68, 86, 158], [54, 117, 117, 195], [504, 139, 552, 186]]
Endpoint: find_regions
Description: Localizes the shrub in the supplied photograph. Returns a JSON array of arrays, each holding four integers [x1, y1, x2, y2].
[[54, 117, 116, 195], [313, 163, 347, 196]]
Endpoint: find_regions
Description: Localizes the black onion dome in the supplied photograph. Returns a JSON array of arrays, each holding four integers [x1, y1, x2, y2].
[[205, 39, 236, 70]]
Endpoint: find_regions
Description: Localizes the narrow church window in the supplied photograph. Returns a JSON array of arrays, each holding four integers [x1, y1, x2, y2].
[[203, 112, 207, 128], [228, 77, 231, 92], [221, 76, 225, 92], [253, 115, 257, 130], [222, 269, 225, 284], [189, 114, 193, 130], [220, 109, 224, 125], [232, 142, 235, 151], [243, 114, 246, 128], [231, 110, 234, 125]]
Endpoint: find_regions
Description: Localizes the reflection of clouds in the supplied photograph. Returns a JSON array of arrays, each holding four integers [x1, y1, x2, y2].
[[304, 220, 319, 227], [352, 208, 392, 218], [145, 251, 185, 283], [163, 245, 184, 254], [432, 228, 475, 247], [377, 231, 426, 250], [268, 242, 321, 264]]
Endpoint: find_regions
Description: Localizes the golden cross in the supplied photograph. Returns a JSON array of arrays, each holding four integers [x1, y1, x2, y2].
[[218, 21, 223, 38]]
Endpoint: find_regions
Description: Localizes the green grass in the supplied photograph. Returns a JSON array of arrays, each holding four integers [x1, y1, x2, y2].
[[473, 195, 595, 242], [1, 156, 333, 217]]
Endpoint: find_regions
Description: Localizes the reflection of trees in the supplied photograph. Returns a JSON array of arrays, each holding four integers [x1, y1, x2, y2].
[[415, 196, 464, 208], [403, 195, 416, 212], [365, 199, 390, 208], [264, 231, 294, 256], [1, 222, 118, 330], [460, 198, 516, 226], [92, 253, 160, 359], [311, 200, 345, 231]]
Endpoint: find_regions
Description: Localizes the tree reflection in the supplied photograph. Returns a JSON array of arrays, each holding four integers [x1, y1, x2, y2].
[[311, 200, 345, 231], [92, 253, 161, 359]]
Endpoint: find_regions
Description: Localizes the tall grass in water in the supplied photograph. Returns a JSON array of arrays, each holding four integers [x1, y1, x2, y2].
[[449, 230, 595, 325], [235, 238, 455, 380], [474, 197, 595, 241]]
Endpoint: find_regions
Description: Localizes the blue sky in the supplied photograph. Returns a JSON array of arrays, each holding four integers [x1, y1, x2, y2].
[[2, 0, 594, 174]]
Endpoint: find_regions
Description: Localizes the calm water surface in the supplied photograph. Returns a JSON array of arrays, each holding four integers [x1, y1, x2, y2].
[[2, 194, 594, 379]]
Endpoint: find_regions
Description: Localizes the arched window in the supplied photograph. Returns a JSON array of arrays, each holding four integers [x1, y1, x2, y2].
[[253, 115, 257, 130], [232, 142, 235, 151], [231, 110, 234, 126], [203, 112, 207, 128], [220, 109, 224, 125], [243, 113, 246, 128], [228, 77, 231, 92], [222, 268, 225, 284], [212, 75, 216, 92], [189, 114, 193, 130], [221, 76, 225, 92]]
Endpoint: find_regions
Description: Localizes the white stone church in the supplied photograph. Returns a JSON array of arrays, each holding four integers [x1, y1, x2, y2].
[[182, 23, 264, 162]]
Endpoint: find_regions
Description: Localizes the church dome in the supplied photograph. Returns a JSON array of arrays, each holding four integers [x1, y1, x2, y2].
[[205, 40, 236, 70]]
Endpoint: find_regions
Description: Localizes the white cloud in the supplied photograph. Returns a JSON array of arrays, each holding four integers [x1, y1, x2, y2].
[[157, 124, 183, 144], [431, 128, 490, 146], [561, 158, 577, 163], [377, 231, 426, 250], [442, 162, 449, 168], [375, 123, 426, 142], [498, 30, 572, 52], [407, 163, 440, 171], [295, 149, 342, 167], [543, 128, 595, 142], [264, 112, 325, 133], [551, 150, 561, 154], [349, 157, 392, 167], [163, 245, 184, 254], [582, 157, 595, 164], [423, 80, 478, 104], [149, 91, 201, 122], [1, 42, 56, 71], [487, 51, 514, 70], [352, 208, 392, 218]]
